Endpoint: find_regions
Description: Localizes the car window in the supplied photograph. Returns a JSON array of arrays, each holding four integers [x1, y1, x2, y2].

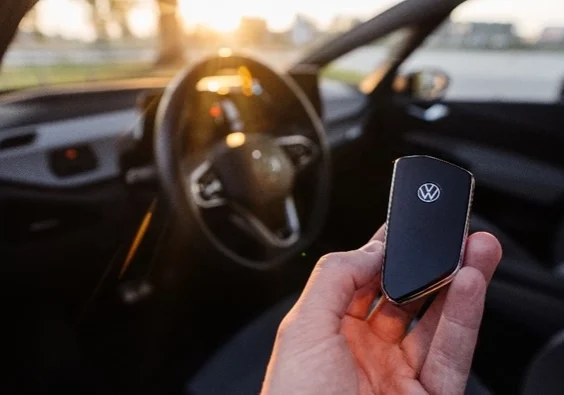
[[322, 29, 408, 86], [402, 0, 564, 103], [0, 0, 404, 91]]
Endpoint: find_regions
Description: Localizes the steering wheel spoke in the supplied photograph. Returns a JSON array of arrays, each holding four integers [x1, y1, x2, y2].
[[189, 161, 227, 208], [230, 197, 301, 249], [275, 135, 318, 170]]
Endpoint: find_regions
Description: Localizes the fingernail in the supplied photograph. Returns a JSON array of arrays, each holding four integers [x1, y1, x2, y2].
[[360, 240, 383, 253]]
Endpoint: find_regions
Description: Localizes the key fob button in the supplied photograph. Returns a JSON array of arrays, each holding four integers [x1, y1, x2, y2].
[[382, 156, 474, 305]]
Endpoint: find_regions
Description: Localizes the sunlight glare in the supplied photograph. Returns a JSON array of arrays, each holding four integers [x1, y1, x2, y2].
[[179, 0, 240, 32], [36, 0, 96, 41], [127, 5, 158, 38], [218, 48, 233, 57]]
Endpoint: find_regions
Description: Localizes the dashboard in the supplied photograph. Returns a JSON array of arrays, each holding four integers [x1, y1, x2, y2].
[[0, 76, 367, 190]]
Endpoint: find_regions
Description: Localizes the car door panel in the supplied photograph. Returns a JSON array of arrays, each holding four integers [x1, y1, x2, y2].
[[386, 99, 564, 395], [394, 99, 564, 265], [404, 131, 564, 205], [402, 101, 564, 164]]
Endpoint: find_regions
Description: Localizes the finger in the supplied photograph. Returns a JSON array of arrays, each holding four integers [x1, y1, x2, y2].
[[369, 223, 386, 242], [459, 232, 503, 283], [402, 232, 502, 372], [419, 267, 487, 394], [367, 297, 426, 343], [289, 240, 384, 335], [401, 290, 448, 371], [345, 276, 381, 319]]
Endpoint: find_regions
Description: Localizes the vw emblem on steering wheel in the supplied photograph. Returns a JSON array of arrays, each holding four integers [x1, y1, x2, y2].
[[417, 183, 441, 203]]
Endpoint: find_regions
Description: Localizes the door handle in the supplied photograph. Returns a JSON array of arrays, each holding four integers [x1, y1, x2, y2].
[[407, 103, 449, 122]]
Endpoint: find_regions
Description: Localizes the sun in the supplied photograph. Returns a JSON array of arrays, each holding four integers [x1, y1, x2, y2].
[[127, 5, 158, 38], [178, 0, 242, 32]]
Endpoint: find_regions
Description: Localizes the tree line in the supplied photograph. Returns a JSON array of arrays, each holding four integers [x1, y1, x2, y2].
[[23, 0, 184, 65]]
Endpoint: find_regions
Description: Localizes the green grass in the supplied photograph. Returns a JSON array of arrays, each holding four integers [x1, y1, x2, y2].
[[0, 62, 365, 91], [0, 62, 173, 90], [321, 67, 365, 85]]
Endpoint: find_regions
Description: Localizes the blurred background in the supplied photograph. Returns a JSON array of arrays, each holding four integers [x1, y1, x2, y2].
[[2, 0, 564, 102]]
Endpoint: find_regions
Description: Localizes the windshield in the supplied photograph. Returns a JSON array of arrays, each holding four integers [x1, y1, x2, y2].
[[0, 0, 402, 90], [4, 0, 564, 93]]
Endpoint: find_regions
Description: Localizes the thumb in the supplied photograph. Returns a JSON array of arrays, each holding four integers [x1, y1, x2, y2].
[[288, 241, 384, 334]]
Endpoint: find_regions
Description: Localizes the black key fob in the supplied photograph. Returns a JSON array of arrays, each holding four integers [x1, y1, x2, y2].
[[382, 155, 474, 305]]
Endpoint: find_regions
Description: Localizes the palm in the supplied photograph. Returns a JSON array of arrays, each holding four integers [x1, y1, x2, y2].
[[340, 314, 425, 394]]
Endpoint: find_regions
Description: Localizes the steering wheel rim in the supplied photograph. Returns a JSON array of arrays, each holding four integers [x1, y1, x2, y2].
[[154, 54, 330, 270]]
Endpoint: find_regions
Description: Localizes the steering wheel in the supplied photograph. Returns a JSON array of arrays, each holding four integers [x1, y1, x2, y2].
[[154, 54, 330, 270]]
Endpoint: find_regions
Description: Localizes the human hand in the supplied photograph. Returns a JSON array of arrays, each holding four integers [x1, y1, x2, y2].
[[261, 226, 502, 395]]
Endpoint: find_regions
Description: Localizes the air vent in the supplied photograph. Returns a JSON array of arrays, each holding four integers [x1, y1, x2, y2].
[[0, 132, 36, 150]]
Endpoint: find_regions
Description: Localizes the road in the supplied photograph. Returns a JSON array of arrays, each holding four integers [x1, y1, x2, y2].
[[4, 46, 564, 101]]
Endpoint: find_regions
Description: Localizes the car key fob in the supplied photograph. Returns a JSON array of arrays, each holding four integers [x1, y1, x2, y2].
[[382, 155, 474, 305]]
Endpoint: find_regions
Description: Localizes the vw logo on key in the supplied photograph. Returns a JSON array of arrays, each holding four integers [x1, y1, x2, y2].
[[417, 183, 441, 203]]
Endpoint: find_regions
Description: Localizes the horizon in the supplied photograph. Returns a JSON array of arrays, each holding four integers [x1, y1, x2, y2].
[[26, 0, 564, 42]]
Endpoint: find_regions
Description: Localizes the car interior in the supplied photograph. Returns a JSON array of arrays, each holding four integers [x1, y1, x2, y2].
[[2, 0, 564, 394]]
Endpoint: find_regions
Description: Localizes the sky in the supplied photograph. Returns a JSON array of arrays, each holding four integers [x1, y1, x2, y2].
[[31, 0, 564, 42]]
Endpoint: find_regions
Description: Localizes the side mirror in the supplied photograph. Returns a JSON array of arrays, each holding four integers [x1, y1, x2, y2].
[[394, 69, 450, 101]]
